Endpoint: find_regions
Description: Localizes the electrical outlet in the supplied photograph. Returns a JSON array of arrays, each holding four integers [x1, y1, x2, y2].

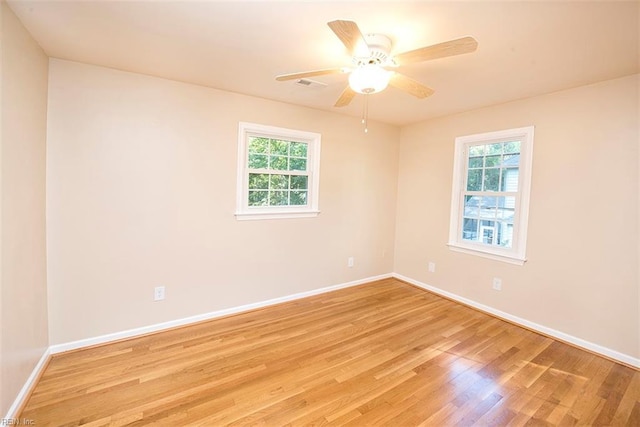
[[492, 278, 502, 291], [154, 286, 165, 301], [347, 257, 354, 268], [428, 262, 436, 273]]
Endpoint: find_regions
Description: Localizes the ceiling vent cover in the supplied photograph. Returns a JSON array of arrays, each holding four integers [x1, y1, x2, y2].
[[296, 79, 328, 89]]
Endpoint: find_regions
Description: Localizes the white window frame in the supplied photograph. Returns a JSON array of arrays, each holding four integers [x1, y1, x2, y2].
[[448, 126, 534, 265], [235, 122, 321, 221]]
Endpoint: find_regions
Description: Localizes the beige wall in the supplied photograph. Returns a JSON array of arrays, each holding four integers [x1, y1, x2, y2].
[[46, 59, 399, 345], [395, 74, 639, 358], [0, 1, 49, 415]]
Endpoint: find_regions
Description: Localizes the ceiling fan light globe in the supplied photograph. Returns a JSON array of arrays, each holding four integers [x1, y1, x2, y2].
[[348, 65, 391, 94]]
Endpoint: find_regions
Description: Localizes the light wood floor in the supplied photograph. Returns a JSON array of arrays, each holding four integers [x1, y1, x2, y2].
[[20, 278, 639, 426]]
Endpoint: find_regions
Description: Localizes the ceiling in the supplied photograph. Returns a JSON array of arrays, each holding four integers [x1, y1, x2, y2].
[[7, 0, 639, 126]]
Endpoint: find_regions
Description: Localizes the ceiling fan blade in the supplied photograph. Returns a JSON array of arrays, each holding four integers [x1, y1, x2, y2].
[[276, 68, 346, 81], [389, 73, 435, 99], [334, 86, 357, 107], [327, 20, 369, 57], [393, 36, 478, 66]]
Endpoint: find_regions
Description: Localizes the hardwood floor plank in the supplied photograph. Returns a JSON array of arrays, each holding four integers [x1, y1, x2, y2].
[[19, 278, 639, 426]]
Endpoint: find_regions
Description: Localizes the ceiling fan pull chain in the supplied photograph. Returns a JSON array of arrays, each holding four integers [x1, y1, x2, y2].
[[363, 93, 369, 133]]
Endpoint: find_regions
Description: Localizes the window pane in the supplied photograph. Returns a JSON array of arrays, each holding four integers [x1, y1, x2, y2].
[[469, 145, 484, 157], [270, 155, 288, 170], [290, 175, 308, 190], [269, 191, 288, 206], [248, 154, 268, 169], [503, 141, 521, 153], [289, 158, 307, 171], [464, 195, 478, 217], [248, 137, 269, 154], [480, 196, 497, 208], [270, 139, 289, 155], [479, 196, 497, 219], [483, 168, 500, 191], [498, 208, 515, 224], [495, 221, 513, 248], [502, 154, 519, 166], [248, 190, 268, 206], [496, 197, 515, 223], [487, 143, 502, 155], [467, 169, 482, 191], [462, 218, 479, 242], [270, 174, 288, 189], [248, 173, 268, 189], [500, 168, 519, 191], [503, 196, 516, 210], [480, 220, 496, 244], [290, 190, 307, 206], [485, 155, 501, 167], [468, 157, 483, 168], [290, 142, 307, 157]]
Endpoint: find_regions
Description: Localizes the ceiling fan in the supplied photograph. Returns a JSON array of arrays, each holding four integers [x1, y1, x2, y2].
[[276, 20, 478, 108]]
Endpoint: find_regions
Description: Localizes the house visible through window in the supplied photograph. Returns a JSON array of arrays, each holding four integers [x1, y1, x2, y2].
[[236, 122, 320, 220], [448, 126, 534, 264]]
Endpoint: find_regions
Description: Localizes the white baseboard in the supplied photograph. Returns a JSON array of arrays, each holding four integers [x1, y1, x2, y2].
[[49, 273, 393, 355], [393, 273, 640, 369], [4, 347, 51, 420]]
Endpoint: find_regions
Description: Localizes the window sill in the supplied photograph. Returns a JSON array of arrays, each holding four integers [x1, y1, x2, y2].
[[235, 210, 320, 221], [447, 242, 526, 266]]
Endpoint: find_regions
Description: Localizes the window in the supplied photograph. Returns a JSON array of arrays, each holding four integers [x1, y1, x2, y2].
[[235, 122, 321, 220], [448, 126, 534, 265]]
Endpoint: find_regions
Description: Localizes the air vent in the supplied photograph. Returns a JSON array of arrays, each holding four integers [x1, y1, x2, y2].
[[296, 79, 328, 89]]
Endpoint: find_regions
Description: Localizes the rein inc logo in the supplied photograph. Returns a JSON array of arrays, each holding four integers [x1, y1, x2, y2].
[[1, 419, 35, 426]]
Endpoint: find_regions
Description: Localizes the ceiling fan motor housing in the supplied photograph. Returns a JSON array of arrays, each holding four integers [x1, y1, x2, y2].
[[354, 33, 393, 66]]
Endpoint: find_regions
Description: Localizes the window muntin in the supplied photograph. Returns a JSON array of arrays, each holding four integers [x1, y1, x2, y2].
[[236, 123, 320, 220], [448, 127, 534, 264], [247, 137, 309, 207], [462, 140, 520, 249]]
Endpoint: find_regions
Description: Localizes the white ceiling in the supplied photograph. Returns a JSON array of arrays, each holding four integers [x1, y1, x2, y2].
[[7, 0, 639, 126]]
